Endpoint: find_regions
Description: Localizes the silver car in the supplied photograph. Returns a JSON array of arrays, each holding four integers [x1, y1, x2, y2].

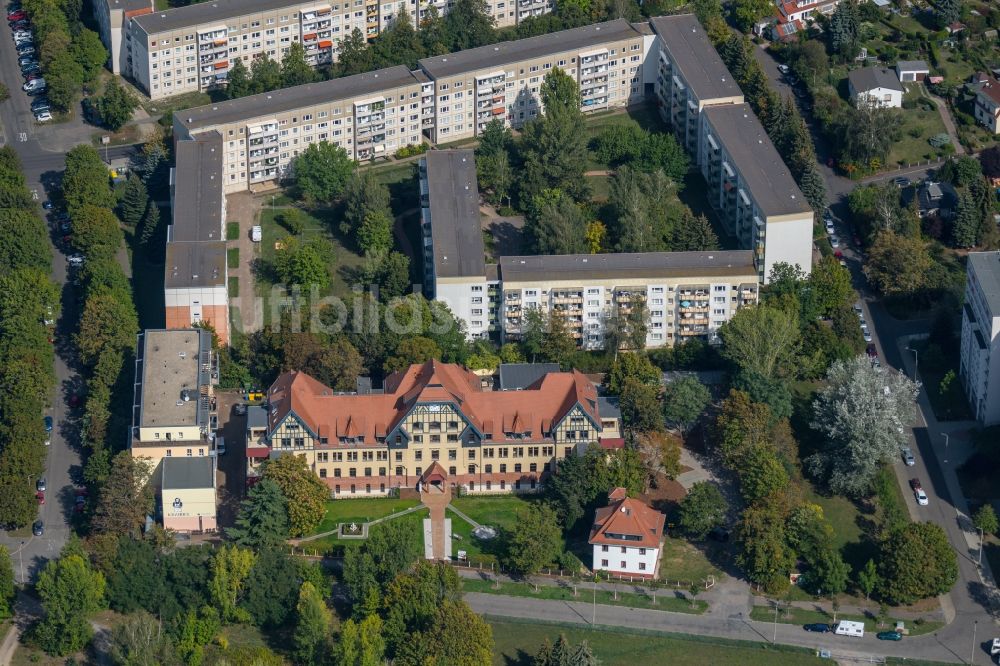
[[901, 447, 915, 466]]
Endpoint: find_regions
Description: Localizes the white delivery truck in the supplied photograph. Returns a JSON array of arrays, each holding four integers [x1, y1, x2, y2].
[[834, 620, 865, 638]]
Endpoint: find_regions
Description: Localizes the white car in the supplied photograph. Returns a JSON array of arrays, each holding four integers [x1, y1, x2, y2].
[[914, 487, 929, 506], [777, 64, 790, 74], [830, 235, 840, 248], [251, 225, 262, 242], [67, 254, 84, 266], [825, 219, 835, 235], [901, 447, 915, 466], [34, 110, 51, 122], [861, 325, 872, 342]]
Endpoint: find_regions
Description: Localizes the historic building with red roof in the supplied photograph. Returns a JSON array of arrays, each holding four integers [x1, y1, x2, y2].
[[249, 361, 622, 497], [590, 488, 666, 578]]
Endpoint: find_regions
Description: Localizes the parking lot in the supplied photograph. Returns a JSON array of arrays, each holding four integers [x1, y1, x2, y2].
[[214, 389, 248, 527]]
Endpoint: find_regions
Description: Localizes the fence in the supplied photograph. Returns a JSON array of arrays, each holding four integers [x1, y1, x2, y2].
[[450, 559, 716, 591]]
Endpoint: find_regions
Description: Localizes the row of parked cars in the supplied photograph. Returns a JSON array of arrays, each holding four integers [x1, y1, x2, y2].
[[8, 2, 50, 121]]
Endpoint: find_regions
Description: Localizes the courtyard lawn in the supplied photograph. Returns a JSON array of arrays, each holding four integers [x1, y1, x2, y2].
[[464, 577, 708, 614], [312, 497, 420, 536], [887, 90, 951, 168], [657, 537, 726, 585], [488, 618, 824, 665], [749, 605, 943, 637], [306, 506, 428, 553], [451, 495, 537, 530]]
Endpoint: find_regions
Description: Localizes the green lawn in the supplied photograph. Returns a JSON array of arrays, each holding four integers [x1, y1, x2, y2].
[[312, 497, 420, 535], [228, 275, 239, 298], [306, 506, 428, 553], [749, 605, 943, 637], [451, 495, 537, 530], [658, 537, 726, 585], [227, 247, 240, 269], [488, 618, 825, 665], [887, 90, 950, 168], [226, 221, 240, 241], [586, 174, 612, 201], [463, 577, 708, 614]]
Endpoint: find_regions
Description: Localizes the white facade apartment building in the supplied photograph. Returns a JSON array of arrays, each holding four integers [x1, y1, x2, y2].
[[650, 15, 813, 281], [960, 252, 1000, 426], [174, 66, 431, 192], [102, 0, 552, 99], [498, 252, 759, 349], [417, 20, 654, 144]]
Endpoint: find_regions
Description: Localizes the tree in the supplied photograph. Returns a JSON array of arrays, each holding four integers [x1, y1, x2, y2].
[[228, 478, 289, 549], [109, 611, 177, 666], [829, 0, 860, 58], [951, 192, 980, 248], [381, 562, 461, 657], [91, 453, 152, 538], [864, 230, 932, 295], [335, 28, 374, 77], [857, 558, 880, 604], [737, 501, 794, 594], [384, 336, 441, 373], [477, 150, 513, 207], [280, 42, 319, 88], [240, 549, 301, 628], [671, 211, 719, 252], [249, 53, 281, 93], [502, 504, 563, 575], [226, 58, 252, 98], [441, 0, 496, 50], [524, 189, 588, 255], [810, 548, 851, 596], [62, 145, 114, 215], [138, 201, 161, 247], [807, 356, 919, 496], [739, 446, 789, 504], [718, 304, 800, 379], [733, 0, 773, 30], [292, 582, 331, 665], [96, 77, 138, 132], [342, 519, 422, 607], [619, 377, 662, 433], [34, 554, 106, 656], [209, 545, 256, 624], [798, 164, 828, 212], [291, 142, 357, 205], [358, 209, 394, 257], [519, 68, 589, 203], [809, 255, 853, 316], [584, 221, 605, 254], [974, 504, 999, 537], [840, 98, 899, 166], [273, 236, 334, 289], [606, 352, 660, 395], [336, 614, 386, 666], [413, 600, 494, 666], [936, 0, 962, 27], [71, 204, 124, 260], [635, 431, 681, 482], [117, 174, 148, 228], [262, 454, 329, 536], [678, 481, 728, 539], [0, 209, 52, 271], [662, 375, 710, 435], [713, 390, 772, 471], [342, 171, 390, 236], [0, 546, 12, 620], [541, 312, 577, 366], [981, 146, 1000, 179], [879, 522, 958, 604]]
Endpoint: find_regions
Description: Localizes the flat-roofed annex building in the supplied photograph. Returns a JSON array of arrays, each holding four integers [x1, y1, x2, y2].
[[131, 329, 220, 488], [417, 19, 653, 144], [960, 252, 1000, 425], [499, 251, 759, 349], [162, 456, 218, 533], [259, 360, 622, 497], [419, 150, 492, 339]]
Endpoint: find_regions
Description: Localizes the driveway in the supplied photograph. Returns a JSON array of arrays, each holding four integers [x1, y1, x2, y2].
[[225, 191, 262, 334], [214, 389, 247, 527]]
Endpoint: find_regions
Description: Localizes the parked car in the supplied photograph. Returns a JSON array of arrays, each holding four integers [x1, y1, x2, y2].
[[901, 447, 915, 466], [830, 235, 840, 248], [866, 343, 877, 358], [892, 177, 911, 189], [35, 491, 43, 504], [877, 631, 903, 641], [803, 623, 829, 633], [34, 110, 51, 122], [861, 325, 872, 342], [31, 101, 49, 114], [35, 477, 45, 491], [777, 63, 790, 74], [67, 254, 84, 266], [9, 19, 29, 30], [18, 55, 35, 66], [251, 225, 262, 242], [16, 44, 33, 55], [43, 415, 52, 432], [825, 219, 835, 235], [7, 9, 26, 20], [25, 86, 46, 96], [32, 520, 43, 536], [910, 478, 929, 506]]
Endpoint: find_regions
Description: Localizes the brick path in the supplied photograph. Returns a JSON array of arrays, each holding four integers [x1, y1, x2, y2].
[[420, 484, 452, 560]]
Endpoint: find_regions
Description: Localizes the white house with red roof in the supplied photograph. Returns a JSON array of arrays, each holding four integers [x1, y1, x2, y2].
[[589, 488, 666, 578], [975, 75, 1000, 134]]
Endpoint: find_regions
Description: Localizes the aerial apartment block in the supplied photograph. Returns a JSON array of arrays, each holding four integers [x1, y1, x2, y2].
[[649, 14, 813, 280], [130, 329, 220, 531], [252, 360, 622, 496], [960, 252, 1000, 426], [98, 0, 554, 99]]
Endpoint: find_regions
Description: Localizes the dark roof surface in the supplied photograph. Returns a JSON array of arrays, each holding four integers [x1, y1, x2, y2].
[[499, 250, 756, 283], [247, 405, 268, 429], [172, 132, 224, 243], [424, 150, 486, 279], [597, 396, 621, 420], [649, 15, 743, 102], [133, 0, 303, 34], [178, 66, 420, 131], [848, 66, 904, 93], [702, 104, 812, 217], [418, 20, 642, 79], [162, 456, 215, 490], [164, 241, 226, 289], [499, 363, 561, 390]]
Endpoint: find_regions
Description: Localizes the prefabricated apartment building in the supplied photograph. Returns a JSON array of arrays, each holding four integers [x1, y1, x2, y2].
[[162, 14, 814, 348]]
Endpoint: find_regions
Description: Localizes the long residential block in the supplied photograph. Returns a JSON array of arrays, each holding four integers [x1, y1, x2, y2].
[[960, 252, 1000, 426], [97, 0, 554, 99]]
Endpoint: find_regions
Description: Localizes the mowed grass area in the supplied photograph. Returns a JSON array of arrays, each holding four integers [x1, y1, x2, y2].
[[306, 506, 428, 553], [749, 605, 943, 637], [658, 537, 726, 584], [312, 497, 421, 535], [465, 578, 707, 614], [450, 495, 543, 564], [887, 90, 950, 168], [488, 618, 825, 665]]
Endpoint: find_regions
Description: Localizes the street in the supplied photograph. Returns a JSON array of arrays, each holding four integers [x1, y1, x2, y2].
[[0, 22, 139, 580]]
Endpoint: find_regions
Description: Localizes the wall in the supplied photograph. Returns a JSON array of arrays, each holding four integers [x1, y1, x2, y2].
[[592, 543, 658, 576]]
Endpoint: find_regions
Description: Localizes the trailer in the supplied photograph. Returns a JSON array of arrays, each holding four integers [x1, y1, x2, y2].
[[834, 620, 865, 638]]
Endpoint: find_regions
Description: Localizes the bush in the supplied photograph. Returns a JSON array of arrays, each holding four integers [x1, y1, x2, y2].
[[929, 133, 952, 148], [279, 209, 305, 235], [394, 143, 428, 159], [0, 83, 8, 102]]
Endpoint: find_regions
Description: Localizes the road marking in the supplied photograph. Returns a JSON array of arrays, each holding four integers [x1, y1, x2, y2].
[[18, 132, 26, 142]]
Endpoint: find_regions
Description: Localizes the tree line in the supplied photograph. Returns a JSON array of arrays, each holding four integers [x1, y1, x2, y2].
[[0, 147, 58, 527], [21, 0, 109, 114]]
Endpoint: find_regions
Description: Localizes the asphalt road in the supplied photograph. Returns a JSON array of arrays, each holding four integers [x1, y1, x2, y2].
[[0, 22, 139, 581]]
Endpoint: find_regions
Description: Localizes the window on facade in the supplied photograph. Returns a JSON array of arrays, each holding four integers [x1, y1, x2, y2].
[[396, 466, 403, 476], [395, 451, 402, 461], [415, 451, 422, 461], [485, 464, 492, 473], [639, 563, 647, 570], [319, 469, 327, 478]]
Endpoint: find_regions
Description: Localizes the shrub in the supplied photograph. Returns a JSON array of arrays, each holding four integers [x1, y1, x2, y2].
[[929, 133, 952, 148], [394, 143, 428, 159]]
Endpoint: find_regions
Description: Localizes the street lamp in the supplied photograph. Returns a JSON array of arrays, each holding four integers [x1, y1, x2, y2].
[[943, 433, 950, 464], [772, 599, 779, 642], [18, 541, 24, 585], [971, 619, 978, 665]]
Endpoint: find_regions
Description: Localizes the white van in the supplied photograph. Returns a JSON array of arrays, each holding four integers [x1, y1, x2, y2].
[[834, 620, 865, 638], [22, 77, 45, 92]]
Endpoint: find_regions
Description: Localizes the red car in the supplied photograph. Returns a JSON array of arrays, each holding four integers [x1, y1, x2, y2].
[[7, 10, 26, 20], [35, 491, 44, 504]]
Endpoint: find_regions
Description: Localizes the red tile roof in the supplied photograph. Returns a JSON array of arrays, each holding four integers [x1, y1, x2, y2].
[[979, 76, 1000, 108], [266, 360, 603, 445], [589, 492, 666, 549]]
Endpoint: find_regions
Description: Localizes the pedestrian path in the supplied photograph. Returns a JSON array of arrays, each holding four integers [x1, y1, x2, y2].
[[291, 504, 424, 544]]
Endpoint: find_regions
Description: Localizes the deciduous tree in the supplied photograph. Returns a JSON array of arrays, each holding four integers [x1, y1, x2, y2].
[[34, 554, 106, 656], [95, 77, 138, 132], [662, 375, 710, 435], [91, 453, 152, 538], [718, 304, 800, 379], [502, 504, 563, 575], [291, 142, 357, 205], [292, 581, 331, 665], [879, 522, 958, 604], [678, 481, 728, 539], [280, 42, 319, 88], [974, 504, 999, 536], [262, 454, 329, 536]]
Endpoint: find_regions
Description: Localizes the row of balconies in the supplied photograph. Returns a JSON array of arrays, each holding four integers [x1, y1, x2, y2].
[[249, 146, 279, 158]]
